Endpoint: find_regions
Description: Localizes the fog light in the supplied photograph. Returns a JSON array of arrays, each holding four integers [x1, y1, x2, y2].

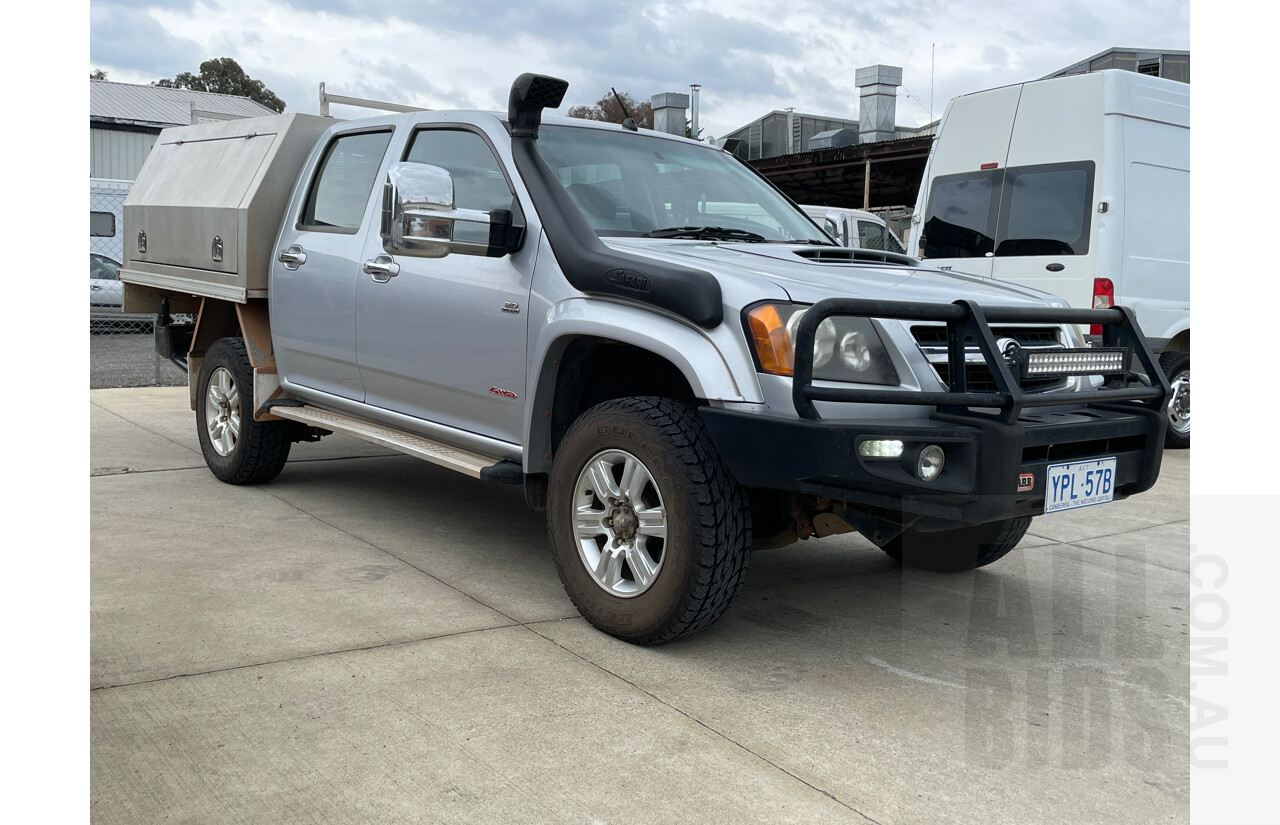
[[858, 439, 904, 458], [917, 445, 945, 481]]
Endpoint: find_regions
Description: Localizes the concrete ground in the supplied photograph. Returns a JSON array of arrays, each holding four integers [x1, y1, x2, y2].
[[89, 332, 187, 389], [91, 387, 1190, 824]]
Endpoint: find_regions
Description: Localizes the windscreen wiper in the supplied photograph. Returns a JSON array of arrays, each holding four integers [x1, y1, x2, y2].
[[642, 226, 767, 242]]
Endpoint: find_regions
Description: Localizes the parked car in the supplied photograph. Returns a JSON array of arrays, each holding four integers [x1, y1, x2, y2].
[[90, 252, 123, 310], [800, 206, 907, 253], [120, 73, 1170, 645]]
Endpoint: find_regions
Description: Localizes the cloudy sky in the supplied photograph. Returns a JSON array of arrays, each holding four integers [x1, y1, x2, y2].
[[89, 0, 1189, 137]]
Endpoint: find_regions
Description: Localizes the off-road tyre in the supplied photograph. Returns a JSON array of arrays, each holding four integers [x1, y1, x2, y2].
[[881, 516, 1032, 573], [547, 397, 751, 645], [196, 337, 292, 485], [1159, 350, 1190, 449]]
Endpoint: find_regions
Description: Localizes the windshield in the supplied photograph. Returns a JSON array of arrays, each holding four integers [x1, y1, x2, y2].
[[535, 124, 830, 244]]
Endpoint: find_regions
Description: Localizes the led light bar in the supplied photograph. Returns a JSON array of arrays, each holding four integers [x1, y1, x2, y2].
[[1023, 347, 1127, 376]]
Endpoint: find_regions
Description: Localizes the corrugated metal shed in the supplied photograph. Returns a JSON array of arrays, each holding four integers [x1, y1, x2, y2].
[[90, 128, 158, 179], [90, 80, 277, 128]]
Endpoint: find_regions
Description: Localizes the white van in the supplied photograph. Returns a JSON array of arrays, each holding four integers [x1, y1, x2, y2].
[[906, 70, 1190, 446], [801, 205, 907, 253], [90, 178, 131, 262]]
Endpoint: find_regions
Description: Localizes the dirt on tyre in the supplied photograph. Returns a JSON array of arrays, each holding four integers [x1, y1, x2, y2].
[[196, 337, 292, 485], [547, 397, 751, 645], [880, 516, 1032, 573], [1159, 350, 1190, 449]]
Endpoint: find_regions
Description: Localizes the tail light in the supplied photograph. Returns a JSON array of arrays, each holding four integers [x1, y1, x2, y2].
[[1090, 277, 1114, 336]]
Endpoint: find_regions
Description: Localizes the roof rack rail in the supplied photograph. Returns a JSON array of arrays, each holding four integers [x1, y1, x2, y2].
[[318, 82, 428, 117]]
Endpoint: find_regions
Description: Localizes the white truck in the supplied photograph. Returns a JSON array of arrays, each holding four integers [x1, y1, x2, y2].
[[906, 70, 1190, 447], [800, 205, 906, 254], [120, 73, 1170, 644]]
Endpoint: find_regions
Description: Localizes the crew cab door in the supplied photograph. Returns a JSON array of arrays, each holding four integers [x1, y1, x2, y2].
[[272, 127, 395, 401], [355, 125, 533, 445]]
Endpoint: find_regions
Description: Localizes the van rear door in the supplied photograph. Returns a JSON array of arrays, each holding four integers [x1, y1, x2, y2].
[[988, 74, 1105, 310], [915, 84, 1022, 278]]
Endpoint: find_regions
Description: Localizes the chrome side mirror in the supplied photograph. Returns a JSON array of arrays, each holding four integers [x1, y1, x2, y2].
[[381, 162, 520, 258]]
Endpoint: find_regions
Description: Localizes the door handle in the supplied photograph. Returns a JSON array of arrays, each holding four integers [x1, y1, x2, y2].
[[278, 244, 308, 269], [363, 254, 400, 283]]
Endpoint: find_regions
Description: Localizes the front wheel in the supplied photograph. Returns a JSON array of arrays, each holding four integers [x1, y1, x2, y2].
[[547, 397, 751, 645], [1160, 351, 1190, 449], [195, 337, 292, 484], [880, 517, 1032, 573]]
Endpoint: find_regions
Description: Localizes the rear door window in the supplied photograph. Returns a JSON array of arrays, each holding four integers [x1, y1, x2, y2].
[[923, 161, 1094, 258], [922, 171, 1001, 258], [856, 220, 889, 251], [995, 162, 1094, 256], [301, 130, 393, 232]]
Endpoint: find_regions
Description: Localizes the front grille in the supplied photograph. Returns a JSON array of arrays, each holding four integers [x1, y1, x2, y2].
[[910, 325, 1060, 346], [911, 325, 1067, 394], [929, 362, 1065, 393]]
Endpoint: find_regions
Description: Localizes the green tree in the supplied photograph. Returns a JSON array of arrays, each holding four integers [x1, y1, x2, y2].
[[567, 90, 653, 129], [90, 69, 107, 81], [154, 58, 285, 113]]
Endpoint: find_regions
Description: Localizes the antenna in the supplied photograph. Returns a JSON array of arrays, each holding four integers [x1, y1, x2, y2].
[[611, 87, 639, 131]]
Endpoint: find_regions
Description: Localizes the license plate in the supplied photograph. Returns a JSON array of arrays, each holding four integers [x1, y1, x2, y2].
[[1045, 458, 1117, 514]]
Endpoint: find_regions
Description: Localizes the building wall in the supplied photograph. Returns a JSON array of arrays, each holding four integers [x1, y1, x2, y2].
[[724, 113, 860, 161], [90, 127, 160, 180]]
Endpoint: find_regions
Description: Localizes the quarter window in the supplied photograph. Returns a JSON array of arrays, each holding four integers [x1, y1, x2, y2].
[[302, 131, 393, 232]]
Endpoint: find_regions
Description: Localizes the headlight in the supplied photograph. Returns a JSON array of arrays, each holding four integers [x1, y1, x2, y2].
[[785, 310, 837, 368], [746, 302, 899, 385]]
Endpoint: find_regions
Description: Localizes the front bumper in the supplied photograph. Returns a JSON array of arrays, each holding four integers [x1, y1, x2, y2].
[[700, 402, 1166, 530], [707, 297, 1169, 531]]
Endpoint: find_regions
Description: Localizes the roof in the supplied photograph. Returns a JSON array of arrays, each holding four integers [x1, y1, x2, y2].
[[722, 110, 860, 141], [90, 80, 278, 129], [1045, 47, 1190, 79]]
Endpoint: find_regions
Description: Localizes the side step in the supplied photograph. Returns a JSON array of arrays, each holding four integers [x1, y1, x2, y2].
[[271, 404, 517, 481]]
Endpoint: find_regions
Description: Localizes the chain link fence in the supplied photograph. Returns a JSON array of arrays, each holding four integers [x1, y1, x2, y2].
[[91, 181, 162, 336], [90, 180, 187, 387]]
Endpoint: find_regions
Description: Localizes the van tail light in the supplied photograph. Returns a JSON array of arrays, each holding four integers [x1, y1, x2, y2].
[[1090, 277, 1114, 336]]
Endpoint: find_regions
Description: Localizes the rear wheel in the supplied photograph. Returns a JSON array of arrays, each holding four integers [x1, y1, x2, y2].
[[881, 517, 1032, 573], [196, 337, 292, 484], [1160, 351, 1190, 449], [547, 397, 751, 645]]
